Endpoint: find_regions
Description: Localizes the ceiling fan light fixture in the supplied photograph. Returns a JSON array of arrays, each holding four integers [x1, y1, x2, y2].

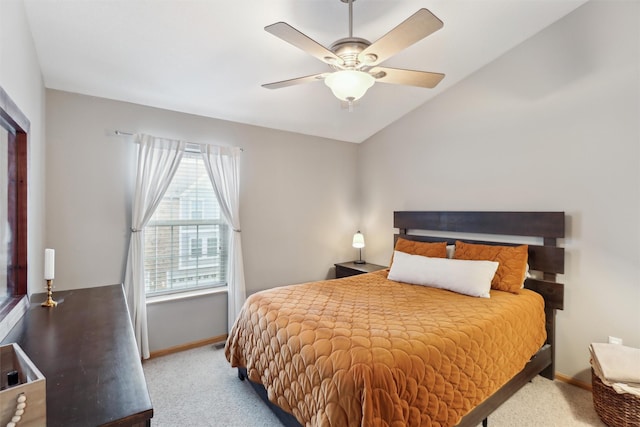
[[324, 70, 375, 102]]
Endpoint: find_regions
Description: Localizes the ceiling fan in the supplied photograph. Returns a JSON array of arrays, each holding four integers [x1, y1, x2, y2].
[[262, 0, 445, 108]]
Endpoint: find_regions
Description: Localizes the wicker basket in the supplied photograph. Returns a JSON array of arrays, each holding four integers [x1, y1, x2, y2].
[[592, 368, 640, 427]]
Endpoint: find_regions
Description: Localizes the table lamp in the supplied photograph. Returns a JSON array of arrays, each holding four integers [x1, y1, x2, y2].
[[352, 231, 365, 264]]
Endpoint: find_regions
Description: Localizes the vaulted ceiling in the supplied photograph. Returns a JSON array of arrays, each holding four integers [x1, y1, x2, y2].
[[24, 0, 587, 143]]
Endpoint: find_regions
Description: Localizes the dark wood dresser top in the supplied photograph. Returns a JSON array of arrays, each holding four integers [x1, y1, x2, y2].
[[1, 284, 153, 426]]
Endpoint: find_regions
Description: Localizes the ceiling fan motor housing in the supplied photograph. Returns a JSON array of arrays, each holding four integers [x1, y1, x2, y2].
[[329, 37, 375, 70]]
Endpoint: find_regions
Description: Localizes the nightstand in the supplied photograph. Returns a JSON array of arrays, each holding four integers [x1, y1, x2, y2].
[[334, 261, 387, 278]]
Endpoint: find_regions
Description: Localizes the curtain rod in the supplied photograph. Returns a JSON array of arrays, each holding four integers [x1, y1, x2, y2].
[[112, 129, 243, 151]]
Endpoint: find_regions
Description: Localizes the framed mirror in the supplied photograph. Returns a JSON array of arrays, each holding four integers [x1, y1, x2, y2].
[[0, 85, 29, 320]]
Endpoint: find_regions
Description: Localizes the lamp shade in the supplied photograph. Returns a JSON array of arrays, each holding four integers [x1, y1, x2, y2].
[[325, 70, 375, 102], [352, 231, 365, 248]]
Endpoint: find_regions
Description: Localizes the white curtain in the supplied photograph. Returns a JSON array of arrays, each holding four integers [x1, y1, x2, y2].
[[200, 145, 246, 330], [124, 134, 186, 359]]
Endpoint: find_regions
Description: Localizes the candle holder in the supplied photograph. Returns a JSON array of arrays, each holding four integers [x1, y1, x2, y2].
[[41, 279, 57, 307]]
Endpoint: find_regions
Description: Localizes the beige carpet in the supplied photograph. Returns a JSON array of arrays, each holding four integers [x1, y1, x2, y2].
[[142, 345, 605, 427]]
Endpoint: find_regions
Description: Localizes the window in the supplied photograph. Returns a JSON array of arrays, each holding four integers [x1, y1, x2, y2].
[[144, 153, 228, 296], [190, 237, 202, 258], [190, 200, 203, 220], [207, 237, 219, 256]]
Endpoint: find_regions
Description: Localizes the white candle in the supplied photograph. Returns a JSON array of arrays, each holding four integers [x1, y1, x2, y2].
[[44, 248, 55, 280]]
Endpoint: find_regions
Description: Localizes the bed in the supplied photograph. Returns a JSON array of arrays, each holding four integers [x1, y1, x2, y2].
[[225, 211, 565, 426]]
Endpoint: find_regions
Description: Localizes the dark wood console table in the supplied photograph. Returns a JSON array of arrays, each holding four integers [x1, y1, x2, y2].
[[1, 284, 153, 426]]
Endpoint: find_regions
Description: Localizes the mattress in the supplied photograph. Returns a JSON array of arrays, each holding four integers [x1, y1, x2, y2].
[[225, 270, 546, 427]]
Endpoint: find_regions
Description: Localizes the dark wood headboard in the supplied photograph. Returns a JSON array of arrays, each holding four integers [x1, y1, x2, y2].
[[393, 211, 565, 378]]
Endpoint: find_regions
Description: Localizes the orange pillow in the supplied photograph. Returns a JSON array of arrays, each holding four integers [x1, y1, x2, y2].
[[392, 238, 447, 264], [453, 241, 528, 293]]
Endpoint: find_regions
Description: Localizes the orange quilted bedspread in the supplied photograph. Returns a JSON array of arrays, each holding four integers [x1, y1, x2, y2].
[[225, 270, 546, 427]]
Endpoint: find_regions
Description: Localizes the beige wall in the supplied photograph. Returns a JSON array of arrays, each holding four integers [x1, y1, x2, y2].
[[0, 0, 47, 297], [358, 1, 640, 383], [44, 90, 359, 351]]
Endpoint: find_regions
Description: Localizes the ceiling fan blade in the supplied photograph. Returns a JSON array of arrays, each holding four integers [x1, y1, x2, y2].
[[358, 9, 443, 67], [370, 67, 444, 88], [265, 22, 344, 67], [262, 73, 328, 90]]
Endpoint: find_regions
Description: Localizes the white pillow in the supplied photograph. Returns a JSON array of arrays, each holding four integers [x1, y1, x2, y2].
[[387, 251, 499, 298]]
